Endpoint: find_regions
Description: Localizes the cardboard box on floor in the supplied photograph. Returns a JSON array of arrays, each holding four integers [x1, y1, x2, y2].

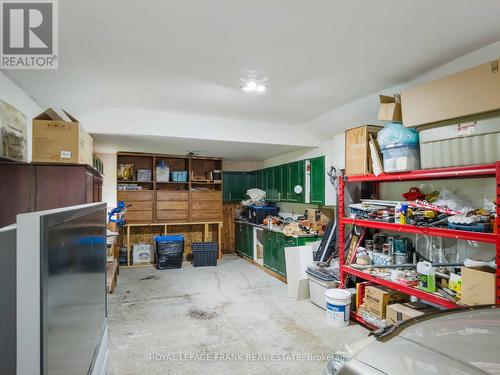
[[460, 266, 496, 306], [378, 95, 402, 122], [32, 108, 93, 165], [386, 303, 437, 325], [363, 285, 408, 319], [344, 125, 383, 176]]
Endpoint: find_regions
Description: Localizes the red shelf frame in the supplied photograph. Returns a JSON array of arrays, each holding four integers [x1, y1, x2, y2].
[[344, 266, 458, 308], [342, 218, 497, 244], [346, 163, 497, 182], [338, 162, 500, 328]]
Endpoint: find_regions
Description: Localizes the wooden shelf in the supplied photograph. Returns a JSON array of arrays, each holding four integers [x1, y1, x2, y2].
[[342, 265, 458, 308], [191, 181, 222, 185], [155, 181, 189, 184], [117, 180, 153, 183]]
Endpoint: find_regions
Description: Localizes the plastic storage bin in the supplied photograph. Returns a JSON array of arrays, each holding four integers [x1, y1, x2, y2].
[[154, 235, 184, 270], [248, 205, 279, 224], [192, 242, 218, 267], [381, 144, 420, 173], [306, 268, 338, 310], [171, 171, 188, 182]]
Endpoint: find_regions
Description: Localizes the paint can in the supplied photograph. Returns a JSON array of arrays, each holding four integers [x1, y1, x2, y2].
[[325, 289, 351, 327]]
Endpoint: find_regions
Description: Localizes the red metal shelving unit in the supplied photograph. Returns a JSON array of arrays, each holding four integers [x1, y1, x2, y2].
[[338, 162, 500, 327]]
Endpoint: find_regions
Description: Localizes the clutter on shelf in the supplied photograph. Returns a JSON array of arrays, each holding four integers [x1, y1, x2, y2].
[[347, 185, 495, 233]]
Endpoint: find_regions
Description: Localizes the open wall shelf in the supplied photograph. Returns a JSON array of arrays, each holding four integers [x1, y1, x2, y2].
[[338, 162, 500, 329]]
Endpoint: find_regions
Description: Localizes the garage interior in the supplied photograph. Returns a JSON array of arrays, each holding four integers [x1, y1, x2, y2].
[[1, 2, 499, 375]]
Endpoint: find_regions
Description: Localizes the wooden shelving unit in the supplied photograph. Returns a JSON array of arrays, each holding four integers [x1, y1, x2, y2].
[[116, 152, 224, 267], [116, 152, 223, 224], [338, 162, 500, 328]]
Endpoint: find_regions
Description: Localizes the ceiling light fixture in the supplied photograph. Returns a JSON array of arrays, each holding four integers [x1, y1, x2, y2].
[[241, 79, 267, 93]]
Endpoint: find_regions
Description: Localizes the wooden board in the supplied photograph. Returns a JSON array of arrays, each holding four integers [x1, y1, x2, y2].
[[222, 203, 240, 254]]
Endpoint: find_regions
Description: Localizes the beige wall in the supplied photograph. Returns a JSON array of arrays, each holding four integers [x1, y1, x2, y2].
[[95, 152, 117, 212]]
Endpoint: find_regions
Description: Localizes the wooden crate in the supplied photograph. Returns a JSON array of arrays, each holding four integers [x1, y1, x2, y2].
[[345, 125, 383, 176]]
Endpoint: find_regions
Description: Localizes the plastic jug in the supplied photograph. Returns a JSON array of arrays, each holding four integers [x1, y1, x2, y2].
[[417, 261, 436, 292]]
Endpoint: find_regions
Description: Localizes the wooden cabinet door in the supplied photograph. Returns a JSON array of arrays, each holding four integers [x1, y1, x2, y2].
[[0, 164, 34, 227], [35, 165, 87, 211]]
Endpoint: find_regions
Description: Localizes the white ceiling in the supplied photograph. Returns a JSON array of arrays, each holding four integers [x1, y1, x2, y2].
[[6, 0, 500, 124], [92, 133, 311, 161], [4, 1, 500, 159]]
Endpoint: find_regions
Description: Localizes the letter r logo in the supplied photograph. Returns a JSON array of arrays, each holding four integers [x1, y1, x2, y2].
[[2, 1, 53, 54]]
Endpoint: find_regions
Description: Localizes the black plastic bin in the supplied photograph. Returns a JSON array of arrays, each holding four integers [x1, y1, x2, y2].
[[154, 235, 184, 270], [192, 242, 218, 267]]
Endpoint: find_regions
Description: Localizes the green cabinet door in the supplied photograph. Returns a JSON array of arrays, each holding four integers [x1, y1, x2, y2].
[[288, 161, 305, 203], [244, 172, 256, 192], [263, 230, 273, 269], [275, 234, 287, 277], [255, 170, 264, 190], [245, 224, 254, 259], [273, 166, 281, 201], [280, 164, 289, 202], [310, 156, 325, 205], [265, 168, 275, 201]]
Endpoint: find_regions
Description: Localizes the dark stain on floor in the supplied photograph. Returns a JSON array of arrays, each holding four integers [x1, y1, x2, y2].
[[140, 275, 160, 281], [188, 309, 218, 320]]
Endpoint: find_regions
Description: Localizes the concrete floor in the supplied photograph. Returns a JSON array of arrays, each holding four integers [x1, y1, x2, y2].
[[108, 255, 368, 375]]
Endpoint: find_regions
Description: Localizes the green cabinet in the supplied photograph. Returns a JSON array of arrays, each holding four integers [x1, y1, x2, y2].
[[227, 156, 322, 204], [309, 156, 325, 205], [223, 172, 256, 202], [262, 230, 288, 277], [288, 160, 305, 203], [263, 230, 274, 270], [272, 166, 281, 201], [279, 164, 289, 202], [236, 222, 254, 259]]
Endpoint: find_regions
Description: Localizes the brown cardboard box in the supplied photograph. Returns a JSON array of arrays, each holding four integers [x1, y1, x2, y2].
[[401, 59, 500, 128], [460, 266, 496, 306], [378, 95, 402, 122], [386, 303, 437, 325], [345, 125, 383, 176], [32, 108, 93, 165], [305, 208, 333, 224], [363, 286, 408, 319]]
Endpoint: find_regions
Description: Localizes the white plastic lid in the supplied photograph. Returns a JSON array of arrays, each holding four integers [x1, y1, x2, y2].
[[325, 288, 351, 300]]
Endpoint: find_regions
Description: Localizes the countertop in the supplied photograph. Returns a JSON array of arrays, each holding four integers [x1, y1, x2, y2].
[[235, 219, 323, 238]]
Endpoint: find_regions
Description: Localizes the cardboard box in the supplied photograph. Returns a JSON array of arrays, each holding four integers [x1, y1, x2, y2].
[[305, 208, 334, 233], [133, 243, 153, 264], [460, 266, 496, 306], [401, 59, 500, 128], [386, 303, 437, 325], [363, 286, 408, 319], [345, 125, 383, 176], [378, 95, 402, 122], [32, 108, 93, 165]]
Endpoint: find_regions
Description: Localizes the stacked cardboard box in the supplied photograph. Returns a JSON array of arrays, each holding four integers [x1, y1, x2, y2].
[[362, 285, 408, 319]]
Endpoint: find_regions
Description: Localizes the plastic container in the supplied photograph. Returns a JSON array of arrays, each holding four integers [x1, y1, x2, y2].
[[155, 235, 184, 270], [306, 269, 338, 310], [192, 242, 218, 267], [381, 144, 420, 173], [417, 261, 436, 292], [325, 289, 351, 327], [248, 205, 279, 224], [171, 171, 188, 182], [156, 161, 170, 182]]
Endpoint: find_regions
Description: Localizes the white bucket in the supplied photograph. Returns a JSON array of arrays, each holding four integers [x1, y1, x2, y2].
[[325, 289, 351, 327]]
